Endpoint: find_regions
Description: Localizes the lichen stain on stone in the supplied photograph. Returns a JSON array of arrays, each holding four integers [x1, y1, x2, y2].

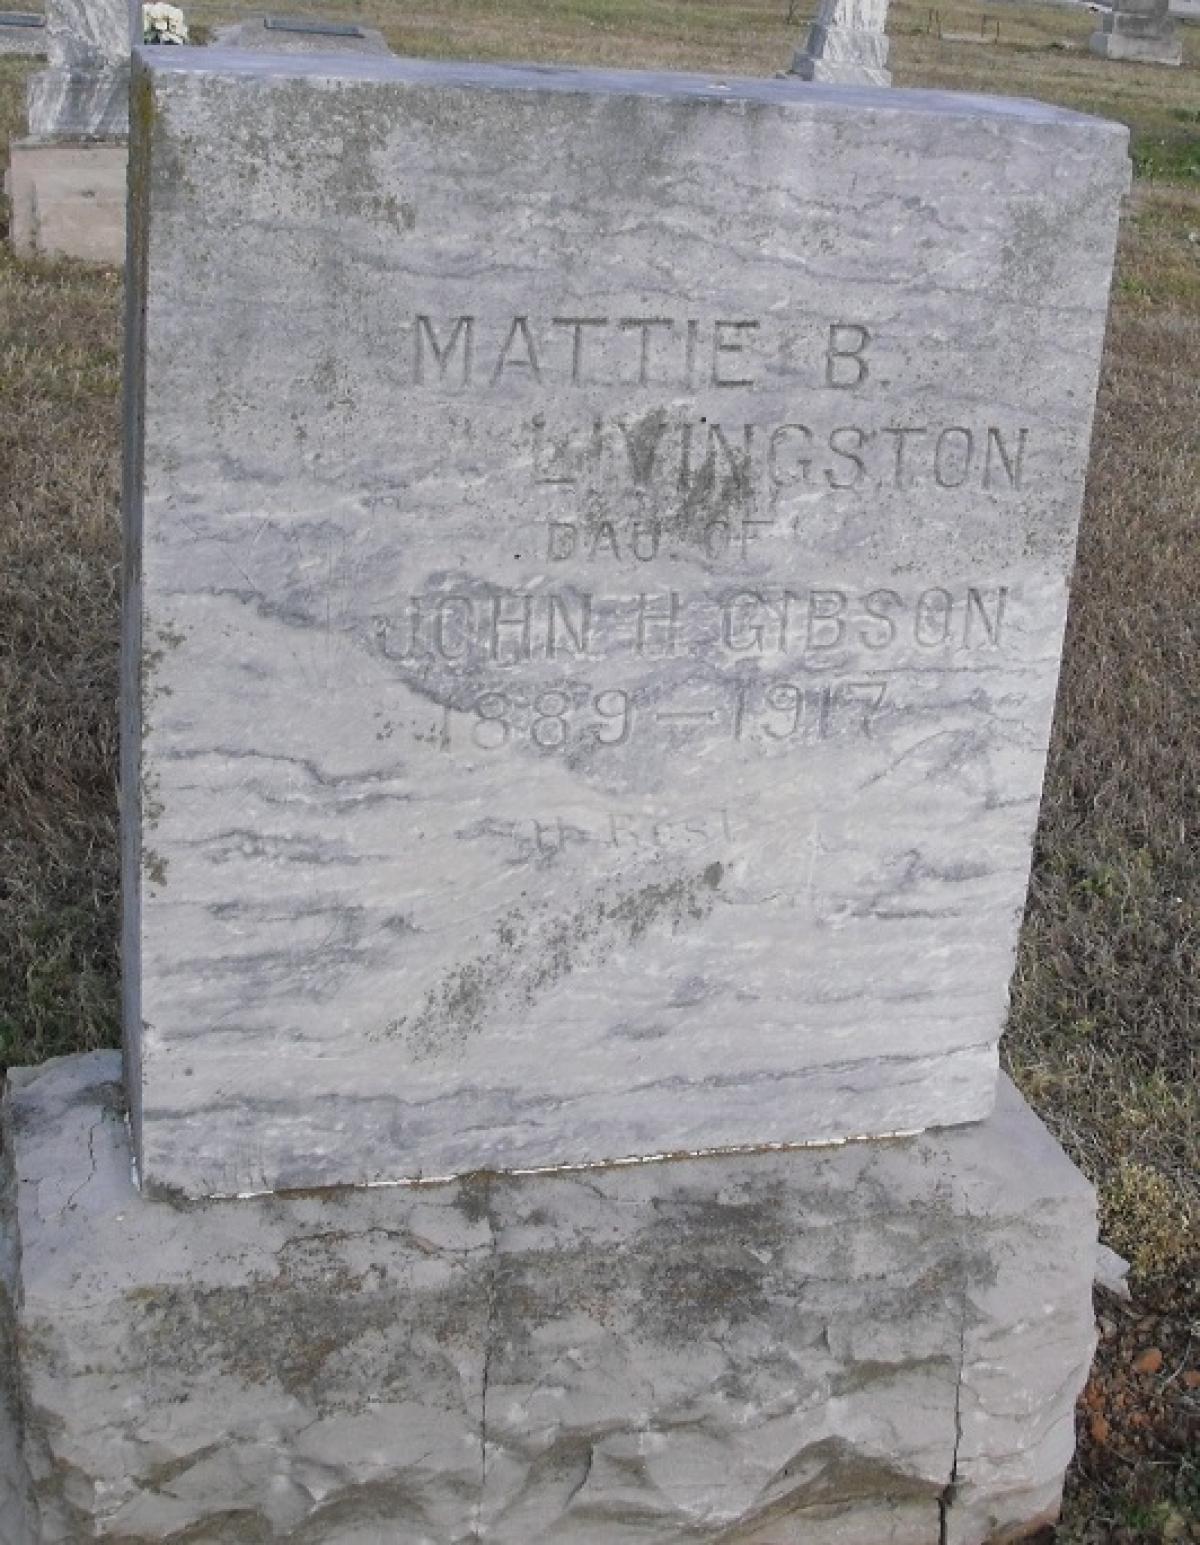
[[384, 860, 724, 1060], [570, 406, 756, 554], [140, 622, 183, 723], [131, 1260, 489, 1400]]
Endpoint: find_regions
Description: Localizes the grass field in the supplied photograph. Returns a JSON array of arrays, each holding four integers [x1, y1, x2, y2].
[[1, 3, 1198, 1538]]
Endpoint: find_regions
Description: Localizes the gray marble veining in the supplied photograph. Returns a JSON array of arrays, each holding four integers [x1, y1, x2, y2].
[[23, 0, 128, 136], [124, 50, 1129, 1198]]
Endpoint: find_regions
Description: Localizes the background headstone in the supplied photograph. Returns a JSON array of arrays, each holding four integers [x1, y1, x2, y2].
[[124, 51, 1129, 1200], [1089, 0, 1182, 63], [212, 15, 392, 54], [791, 0, 892, 85], [0, 11, 46, 58], [25, 0, 129, 137]]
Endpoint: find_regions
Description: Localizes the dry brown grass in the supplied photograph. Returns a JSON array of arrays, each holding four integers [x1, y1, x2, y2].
[[0, 11, 1198, 1539], [1004, 183, 1200, 1542], [1007, 187, 1200, 1283], [0, 59, 122, 1064]]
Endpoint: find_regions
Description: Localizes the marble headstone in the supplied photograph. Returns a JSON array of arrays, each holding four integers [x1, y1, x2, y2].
[[124, 48, 1129, 1199], [24, 0, 128, 137], [1089, 0, 1182, 64], [791, 0, 892, 86]]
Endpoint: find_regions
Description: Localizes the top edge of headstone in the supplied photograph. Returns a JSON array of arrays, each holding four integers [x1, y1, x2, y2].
[[131, 44, 1130, 140]]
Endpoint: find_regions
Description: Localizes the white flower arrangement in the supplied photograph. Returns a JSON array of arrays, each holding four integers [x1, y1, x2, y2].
[[143, 2, 188, 43]]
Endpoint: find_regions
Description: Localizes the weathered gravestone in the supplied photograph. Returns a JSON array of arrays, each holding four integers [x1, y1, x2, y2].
[[791, 0, 892, 85], [7, 0, 128, 260], [0, 46, 1129, 1544], [1089, 0, 1182, 64], [122, 51, 1127, 1202]]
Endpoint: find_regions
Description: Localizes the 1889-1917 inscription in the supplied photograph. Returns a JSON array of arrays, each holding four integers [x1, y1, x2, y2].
[[128, 52, 1129, 1196]]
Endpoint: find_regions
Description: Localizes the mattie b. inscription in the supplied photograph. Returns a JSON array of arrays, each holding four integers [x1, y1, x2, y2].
[[406, 314, 870, 391]]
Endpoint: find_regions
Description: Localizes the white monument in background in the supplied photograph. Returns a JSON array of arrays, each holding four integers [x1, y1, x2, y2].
[[791, 0, 892, 86]]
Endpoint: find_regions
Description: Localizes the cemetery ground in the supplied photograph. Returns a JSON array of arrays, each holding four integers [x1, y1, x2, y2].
[[0, 2, 1196, 1537]]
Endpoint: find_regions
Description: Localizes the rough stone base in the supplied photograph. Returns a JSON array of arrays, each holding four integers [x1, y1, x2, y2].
[[7, 138, 125, 263], [790, 51, 892, 84], [1088, 25, 1183, 59], [1, 1053, 1097, 1544]]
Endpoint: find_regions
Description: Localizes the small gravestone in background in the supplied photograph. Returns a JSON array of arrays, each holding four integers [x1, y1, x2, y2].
[[0, 11, 47, 58], [791, 0, 891, 85], [1090, 0, 1182, 64], [7, 0, 128, 261], [212, 15, 392, 55], [1, 45, 1130, 1545]]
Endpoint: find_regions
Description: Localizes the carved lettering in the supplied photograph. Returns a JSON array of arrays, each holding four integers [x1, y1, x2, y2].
[[529, 414, 1034, 508], [552, 317, 608, 385], [620, 317, 674, 385], [414, 314, 474, 385], [825, 323, 871, 388], [712, 320, 759, 386], [984, 427, 1027, 489], [491, 317, 542, 384], [934, 426, 974, 488], [374, 584, 1010, 668], [635, 592, 681, 657]]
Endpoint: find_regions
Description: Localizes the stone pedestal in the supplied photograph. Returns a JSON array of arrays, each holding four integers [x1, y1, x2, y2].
[[1, 1052, 1097, 1543], [1089, 0, 1182, 63], [7, 138, 126, 262], [791, 0, 891, 86]]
